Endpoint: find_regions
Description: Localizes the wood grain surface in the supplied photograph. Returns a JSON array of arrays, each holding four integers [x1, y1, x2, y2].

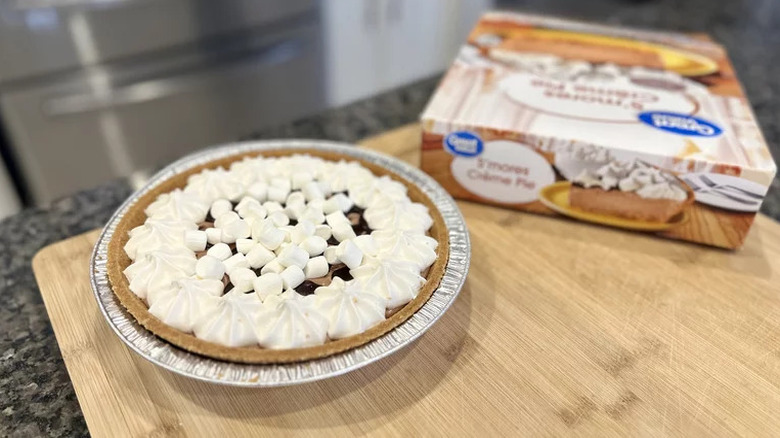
[[33, 124, 780, 437]]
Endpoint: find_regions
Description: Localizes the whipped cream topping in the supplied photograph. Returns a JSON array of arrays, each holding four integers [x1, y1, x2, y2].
[[192, 290, 263, 347], [254, 290, 329, 349], [185, 167, 246, 203], [350, 257, 426, 309], [148, 278, 223, 332], [123, 153, 439, 349], [494, 52, 693, 91], [363, 195, 433, 233], [568, 144, 612, 164], [315, 278, 386, 339], [123, 247, 197, 300], [144, 189, 209, 223], [574, 160, 688, 201], [372, 229, 438, 271], [124, 218, 196, 260]]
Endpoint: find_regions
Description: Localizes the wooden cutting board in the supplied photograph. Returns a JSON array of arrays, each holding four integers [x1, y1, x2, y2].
[[33, 124, 780, 437]]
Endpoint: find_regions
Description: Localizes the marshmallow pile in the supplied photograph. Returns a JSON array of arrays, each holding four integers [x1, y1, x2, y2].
[[122, 154, 438, 349]]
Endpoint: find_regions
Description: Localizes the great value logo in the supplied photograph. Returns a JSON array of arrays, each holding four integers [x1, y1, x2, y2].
[[638, 111, 722, 137], [444, 131, 484, 157]]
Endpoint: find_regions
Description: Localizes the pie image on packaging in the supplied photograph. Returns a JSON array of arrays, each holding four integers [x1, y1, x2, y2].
[[569, 160, 694, 223], [106, 149, 449, 364], [493, 33, 664, 69]]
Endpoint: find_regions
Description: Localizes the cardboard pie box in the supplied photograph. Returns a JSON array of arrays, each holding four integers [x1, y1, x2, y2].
[[420, 11, 776, 249]]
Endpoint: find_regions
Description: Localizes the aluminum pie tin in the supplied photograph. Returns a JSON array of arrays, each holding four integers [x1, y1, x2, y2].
[[89, 140, 471, 387]]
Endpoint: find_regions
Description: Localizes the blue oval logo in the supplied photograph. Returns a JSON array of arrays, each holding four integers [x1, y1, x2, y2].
[[638, 111, 722, 137], [444, 131, 484, 157]]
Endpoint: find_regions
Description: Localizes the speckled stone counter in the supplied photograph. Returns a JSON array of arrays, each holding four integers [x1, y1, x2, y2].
[[0, 78, 439, 437], [2, 2, 780, 435]]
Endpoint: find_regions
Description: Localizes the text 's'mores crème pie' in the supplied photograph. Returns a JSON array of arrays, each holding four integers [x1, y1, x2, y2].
[[107, 151, 448, 363]]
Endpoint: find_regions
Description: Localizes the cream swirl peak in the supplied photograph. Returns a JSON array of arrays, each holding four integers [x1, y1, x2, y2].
[[121, 153, 440, 350], [144, 189, 209, 223], [574, 160, 687, 201]]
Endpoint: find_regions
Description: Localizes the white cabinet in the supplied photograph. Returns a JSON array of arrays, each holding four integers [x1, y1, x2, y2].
[[323, 0, 492, 106]]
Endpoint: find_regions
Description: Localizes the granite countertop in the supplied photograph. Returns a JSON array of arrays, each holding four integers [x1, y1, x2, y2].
[[2, 2, 779, 436]]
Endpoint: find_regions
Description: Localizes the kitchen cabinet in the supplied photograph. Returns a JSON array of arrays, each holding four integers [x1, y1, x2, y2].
[[323, 0, 492, 106]]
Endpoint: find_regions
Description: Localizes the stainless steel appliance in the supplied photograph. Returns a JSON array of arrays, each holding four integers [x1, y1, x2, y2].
[[0, 0, 326, 205]]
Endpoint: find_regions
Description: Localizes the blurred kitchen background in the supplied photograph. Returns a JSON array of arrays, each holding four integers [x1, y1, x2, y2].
[[0, 0, 491, 219], [0, 0, 777, 220]]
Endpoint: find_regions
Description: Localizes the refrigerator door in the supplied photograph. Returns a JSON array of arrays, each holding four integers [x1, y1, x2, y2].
[[0, 0, 315, 82], [1, 22, 325, 204]]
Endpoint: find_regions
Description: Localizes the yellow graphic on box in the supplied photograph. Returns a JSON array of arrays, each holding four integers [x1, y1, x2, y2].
[[538, 181, 688, 231], [502, 29, 719, 77]]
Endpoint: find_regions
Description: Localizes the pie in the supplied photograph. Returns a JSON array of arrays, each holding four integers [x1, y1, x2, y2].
[[106, 149, 448, 364], [491, 34, 664, 69], [569, 160, 693, 223]]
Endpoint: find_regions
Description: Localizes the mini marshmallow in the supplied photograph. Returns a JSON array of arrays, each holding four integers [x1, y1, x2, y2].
[[304, 256, 328, 279], [229, 267, 256, 293], [262, 201, 284, 214], [302, 181, 324, 201], [205, 228, 223, 245], [260, 259, 285, 275], [323, 193, 354, 214], [235, 196, 260, 212], [279, 225, 294, 243], [331, 221, 356, 242], [240, 204, 267, 222], [267, 185, 289, 204], [252, 273, 283, 301], [235, 197, 261, 218], [323, 246, 339, 264], [280, 265, 305, 289], [274, 241, 291, 255], [214, 211, 239, 228], [221, 219, 250, 243], [252, 220, 286, 250], [195, 255, 225, 280], [247, 181, 268, 202], [353, 234, 379, 257], [299, 206, 325, 225], [246, 245, 275, 268], [268, 211, 290, 227], [286, 191, 306, 207], [336, 240, 363, 270], [314, 224, 332, 241], [290, 220, 315, 244], [270, 177, 291, 192], [300, 235, 327, 256], [210, 199, 233, 219], [277, 245, 309, 269], [184, 230, 207, 252], [325, 210, 350, 227], [308, 198, 324, 211], [284, 203, 305, 221], [207, 243, 232, 261], [317, 180, 332, 197], [235, 238, 256, 255], [291, 172, 313, 190], [223, 253, 249, 274]]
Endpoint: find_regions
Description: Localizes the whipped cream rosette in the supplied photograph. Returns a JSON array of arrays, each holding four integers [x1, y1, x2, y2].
[[107, 150, 450, 363], [573, 159, 688, 201]]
